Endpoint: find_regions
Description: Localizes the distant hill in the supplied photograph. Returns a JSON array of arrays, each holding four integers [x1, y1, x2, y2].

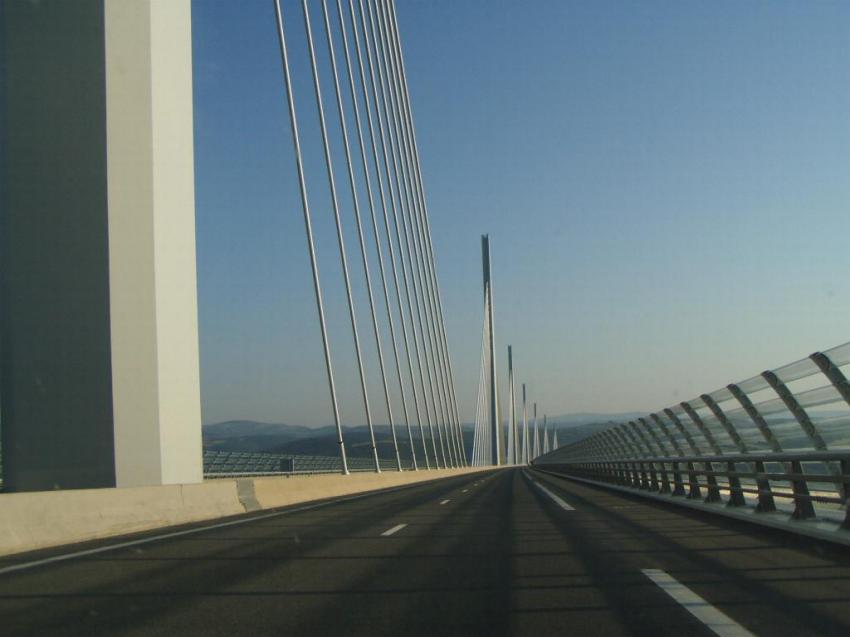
[[203, 419, 475, 459], [203, 420, 317, 439], [270, 424, 475, 460], [202, 420, 332, 453], [547, 412, 644, 427], [203, 413, 647, 456]]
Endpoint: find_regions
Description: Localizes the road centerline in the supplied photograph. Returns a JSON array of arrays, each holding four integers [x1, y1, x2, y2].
[[380, 523, 407, 537], [642, 569, 754, 637]]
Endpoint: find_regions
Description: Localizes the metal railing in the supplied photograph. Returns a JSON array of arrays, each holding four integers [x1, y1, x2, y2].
[[538, 452, 849, 528], [533, 342, 850, 529], [203, 449, 414, 477]]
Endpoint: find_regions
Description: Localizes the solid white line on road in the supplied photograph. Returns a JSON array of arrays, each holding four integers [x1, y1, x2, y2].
[[440, 499, 450, 505], [381, 524, 407, 537], [642, 569, 754, 637], [529, 479, 575, 511]]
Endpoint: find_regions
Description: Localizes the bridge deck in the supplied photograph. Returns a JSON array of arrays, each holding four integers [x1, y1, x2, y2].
[[1, 468, 849, 635]]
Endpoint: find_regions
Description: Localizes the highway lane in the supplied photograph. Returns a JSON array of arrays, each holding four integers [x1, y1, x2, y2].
[[527, 469, 850, 636], [0, 468, 848, 635]]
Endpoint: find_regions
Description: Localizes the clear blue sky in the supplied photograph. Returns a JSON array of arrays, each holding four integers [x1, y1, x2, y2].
[[193, 0, 850, 427]]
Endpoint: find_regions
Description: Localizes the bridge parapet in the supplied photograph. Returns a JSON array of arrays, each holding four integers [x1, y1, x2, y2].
[[534, 342, 850, 543]]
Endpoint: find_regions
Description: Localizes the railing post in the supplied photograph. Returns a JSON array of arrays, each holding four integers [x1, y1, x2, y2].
[[600, 430, 629, 486], [811, 352, 850, 502], [650, 413, 685, 496], [627, 422, 658, 491], [723, 460, 745, 507], [763, 370, 827, 516], [638, 417, 670, 494], [789, 460, 816, 520], [701, 395, 746, 507], [614, 425, 648, 489], [728, 384, 779, 512], [663, 409, 702, 499], [680, 403, 722, 503], [595, 432, 617, 485], [753, 459, 776, 513], [603, 426, 640, 488]]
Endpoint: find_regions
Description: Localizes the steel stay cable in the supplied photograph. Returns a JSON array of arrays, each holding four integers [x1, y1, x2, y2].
[[271, 0, 349, 474], [318, 0, 401, 471], [377, 0, 462, 467], [349, 0, 431, 468], [333, 0, 417, 470], [372, 0, 456, 467], [386, 0, 467, 464], [362, 0, 444, 467], [299, 0, 380, 472]]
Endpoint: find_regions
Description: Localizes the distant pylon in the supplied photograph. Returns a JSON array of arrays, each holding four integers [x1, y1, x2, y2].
[[532, 403, 540, 459], [507, 346, 517, 464], [481, 235, 501, 465], [521, 384, 528, 464]]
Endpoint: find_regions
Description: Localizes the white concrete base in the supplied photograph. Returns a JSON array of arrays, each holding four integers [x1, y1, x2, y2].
[[0, 467, 493, 557]]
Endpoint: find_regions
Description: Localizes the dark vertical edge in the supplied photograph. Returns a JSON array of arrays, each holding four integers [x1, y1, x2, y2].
[[0, 0, 116, 491]]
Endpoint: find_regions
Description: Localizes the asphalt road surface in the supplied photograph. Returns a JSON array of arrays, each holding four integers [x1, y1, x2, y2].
[[1, 468, 849, 636]]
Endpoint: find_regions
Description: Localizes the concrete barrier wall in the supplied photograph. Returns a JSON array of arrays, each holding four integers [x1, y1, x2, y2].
[[0, 467, 491, 557], [250, 467, 483, 510]]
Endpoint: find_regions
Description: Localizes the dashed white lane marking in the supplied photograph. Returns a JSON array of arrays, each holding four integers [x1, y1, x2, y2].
[[0, 478, 446, 576], [440, 499, 450, 505], [380, 524, 407, 537], [528, 478, 575, 511], [462, 489, 468, 493], [642, 569, 754, 637]]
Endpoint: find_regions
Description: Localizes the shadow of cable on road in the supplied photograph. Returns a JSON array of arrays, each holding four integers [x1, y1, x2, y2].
[[530, 469, 850, 636]]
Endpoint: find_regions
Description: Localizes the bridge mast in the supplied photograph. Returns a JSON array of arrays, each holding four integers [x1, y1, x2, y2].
[[1, 0, 203, 491], [508, 346, 518, 464], [482, 235, 502, 465], [522, 384, 529, 464]]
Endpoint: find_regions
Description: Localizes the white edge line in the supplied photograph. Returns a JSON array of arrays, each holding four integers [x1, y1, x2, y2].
[[524, 471, 575, 511], [0, 475, 461, 576], [533, 482, 575, 511], [642, 569, 754, 637], [380, 523, 407, 537]]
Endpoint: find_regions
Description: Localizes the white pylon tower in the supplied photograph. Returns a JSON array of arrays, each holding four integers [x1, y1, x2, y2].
[[521, 383, 529, 464], [553, 427, 559, 450], [542, 415, 550, 454], [471, 300, 489, 466], [476, 234, 501, 466], [507, 345, 517, 465], [531, 403, 540, 460]]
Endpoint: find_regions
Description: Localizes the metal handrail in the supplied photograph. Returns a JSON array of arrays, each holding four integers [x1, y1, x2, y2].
[[536, 452, 850, 527], [538, 343, 850, 470], [544, 450, 850, 465]]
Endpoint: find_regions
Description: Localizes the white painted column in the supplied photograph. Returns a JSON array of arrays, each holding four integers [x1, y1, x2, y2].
[[105, 0, 202, 487]]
